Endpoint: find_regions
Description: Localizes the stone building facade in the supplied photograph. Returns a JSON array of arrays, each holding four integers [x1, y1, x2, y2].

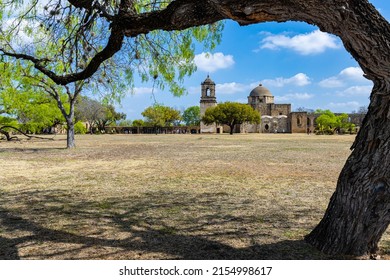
[[245, 84, 291, 133], [199, 76, 363, 134]]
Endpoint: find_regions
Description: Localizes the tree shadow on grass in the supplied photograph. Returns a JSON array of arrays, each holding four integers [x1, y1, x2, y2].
[[0, 189, 334, 260], [0, 237, 20, 260], [0, 147, 67, 154]]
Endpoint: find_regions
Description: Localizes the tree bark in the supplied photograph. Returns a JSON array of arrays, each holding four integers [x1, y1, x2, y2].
[[69, 0, 390, 255], [305, 81, 390, 256], [0, 126, 55, 141], [0, 128, 12, 141], [203, 0, 390, 257], [65, 100, 76, 149], [66, 118, 76, 149], [229, 124, 235, 135]]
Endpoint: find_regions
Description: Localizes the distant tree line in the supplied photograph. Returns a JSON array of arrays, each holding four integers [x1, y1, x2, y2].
[[1, 92, 203, 139], [0, 92, 126, 139], [295, 107, 366, 135], [117, 102, 261, 136], [1, 89, 365, 139], [75, 96, 126, 134], [115, 104, 201, 129]]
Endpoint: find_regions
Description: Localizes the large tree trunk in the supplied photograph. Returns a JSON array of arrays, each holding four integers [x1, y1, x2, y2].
[[69, 0, 390, 255], [305, 81, 390, 255], [65, 101, 76, 149], [66, 117, 76, 149], [229, 124, 234, 135], [200, 0, 390, 257], [59, 0, 390, 255]]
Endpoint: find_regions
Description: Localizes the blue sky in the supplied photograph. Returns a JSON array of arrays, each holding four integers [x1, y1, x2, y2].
[[119, 0, 390, 120]]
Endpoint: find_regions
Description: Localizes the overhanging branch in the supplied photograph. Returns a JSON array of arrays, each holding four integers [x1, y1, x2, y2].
[[2, 0, 390, 85], [0, 24, 124, 85]]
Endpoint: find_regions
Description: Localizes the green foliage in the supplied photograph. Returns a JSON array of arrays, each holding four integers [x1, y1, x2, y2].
[[129, 20, 223, 97], [315, 110, 355, 134], [142, 104, 181, 127], [202, 102, 260, 134], [0, 115, 18, 140], [182, 106, 201, 126], [0, 1, 224, 98], [75, 96, 126, 133], [96, 104, 126, 131], [0, 1, 223, 145], [132, 119, 145, 127], [315, 110, 337, 134], [74, 121, 87, 134], [0, 62, 65, 133], [0, 1, 224, 147], [75, 96, 105, 133], [0, 115, 18, 128], [117, 119, 133, 127]]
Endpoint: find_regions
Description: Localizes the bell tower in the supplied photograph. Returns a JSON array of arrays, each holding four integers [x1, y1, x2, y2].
[[200, 75, 218, 133], [201, 75, 216, 100]]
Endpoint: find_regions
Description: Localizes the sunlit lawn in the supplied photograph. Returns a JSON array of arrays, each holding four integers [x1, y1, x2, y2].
[[0, 133, 389, 259]]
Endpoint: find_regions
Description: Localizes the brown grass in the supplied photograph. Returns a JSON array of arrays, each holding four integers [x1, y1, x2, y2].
[[0, 133, 389, 259]]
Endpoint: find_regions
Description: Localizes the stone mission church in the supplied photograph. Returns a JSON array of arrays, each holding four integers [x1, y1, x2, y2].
[[200, 75, 317, 134]]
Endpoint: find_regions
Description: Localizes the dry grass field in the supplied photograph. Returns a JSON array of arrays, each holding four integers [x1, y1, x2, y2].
[[0, 133, 389, 260]]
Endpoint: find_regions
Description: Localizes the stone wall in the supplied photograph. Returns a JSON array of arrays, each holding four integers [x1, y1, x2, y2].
[[290, 112, 308, 133], [200, 101, 217, 133], [270, 104, 291, 116], [254, 103, 271, 116], [240, 123, 261, 133], [261, 115, 289, 133]]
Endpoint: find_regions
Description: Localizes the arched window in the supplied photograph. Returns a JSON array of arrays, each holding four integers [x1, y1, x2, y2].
[[297, 115, 302, 127], [206, 88, 210, 96]]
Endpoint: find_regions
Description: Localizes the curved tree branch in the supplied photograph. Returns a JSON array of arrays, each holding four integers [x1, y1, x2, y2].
[[1, 23, 124, 86], [0, 126, 55, 141], [2, 0, 387, 87], [68, 0, 93, 10]]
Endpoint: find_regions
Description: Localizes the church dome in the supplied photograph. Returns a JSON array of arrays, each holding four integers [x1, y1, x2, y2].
[[249, 84, 272, 97]]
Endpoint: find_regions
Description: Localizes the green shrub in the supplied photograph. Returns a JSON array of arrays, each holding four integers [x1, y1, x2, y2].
[[74, 121, 87, 134]]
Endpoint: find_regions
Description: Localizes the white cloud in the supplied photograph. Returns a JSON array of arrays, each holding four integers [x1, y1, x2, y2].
[[319, 67, 368, 88], [275, 93, 314, 102], [318, 77, 345, 88], [194, 52, 235, 72], [214, 75, 310, 95], [339, 67, 366, 80], [216, 82, 248, 94], [260, 30, 340, 55], [132, 87, 157, 95], [189, 74, 310, 98], [261, 73, 311, 87], [328, 101, 360, 111], [336, 85, 372, 97]]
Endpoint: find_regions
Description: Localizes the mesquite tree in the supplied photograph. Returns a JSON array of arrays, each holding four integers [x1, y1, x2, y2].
[[0, 0, 222, 147], [1, 0, 389, 256], [202, 102, 260, 135]]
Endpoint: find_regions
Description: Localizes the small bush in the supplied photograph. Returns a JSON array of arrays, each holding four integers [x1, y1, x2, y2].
[[74, 121, 87, 134]]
